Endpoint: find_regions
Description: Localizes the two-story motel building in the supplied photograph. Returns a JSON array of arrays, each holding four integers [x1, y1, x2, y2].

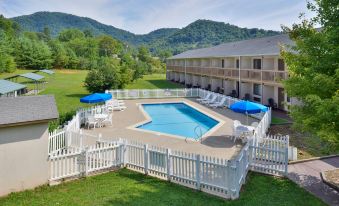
[[166, 34, 296, 111]]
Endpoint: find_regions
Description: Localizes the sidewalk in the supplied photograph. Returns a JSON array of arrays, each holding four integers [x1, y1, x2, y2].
[[288, 156, 339, 206]]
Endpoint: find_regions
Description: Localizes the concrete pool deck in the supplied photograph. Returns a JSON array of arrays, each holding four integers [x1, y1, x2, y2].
[[84, 98, 258, 160]]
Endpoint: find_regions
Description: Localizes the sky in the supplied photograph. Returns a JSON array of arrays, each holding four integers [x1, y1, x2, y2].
[[0, 0, 315, 34]]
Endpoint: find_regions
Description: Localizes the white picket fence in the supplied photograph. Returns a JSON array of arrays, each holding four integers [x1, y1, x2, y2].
[[49, 141, 122, 181], [250, 135, 289, 175], [47, 88, 289, 199], [106, 88, 200, 99]]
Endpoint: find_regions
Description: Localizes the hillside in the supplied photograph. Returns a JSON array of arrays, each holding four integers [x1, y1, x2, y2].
[[11, 12, 281, 54]]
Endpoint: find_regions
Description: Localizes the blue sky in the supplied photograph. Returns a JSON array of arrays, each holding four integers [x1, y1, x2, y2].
[[0, 0, 315, 34]]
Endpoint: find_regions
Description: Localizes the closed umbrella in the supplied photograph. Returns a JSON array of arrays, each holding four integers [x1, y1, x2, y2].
[[230, 100, 268, 124]]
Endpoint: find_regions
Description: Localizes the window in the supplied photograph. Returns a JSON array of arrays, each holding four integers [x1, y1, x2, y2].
[[253, 83, 261, 96], [278, 59, 285, 71], [253, 59, 262, 69], [221, 59, 225, 68], [236, 59, 240, 68]]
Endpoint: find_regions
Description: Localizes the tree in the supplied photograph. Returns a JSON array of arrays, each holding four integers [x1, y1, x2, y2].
[[137, 46, 151, 62], [97, 35, 122, 57], [58, 29, 85, 42], [281, 0, 339, 147], [14, 37, 53, 69], [84, 57, 121, 92], [49, 40, 69, 68]]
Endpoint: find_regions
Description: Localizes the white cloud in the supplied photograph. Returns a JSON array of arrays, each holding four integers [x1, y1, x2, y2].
[[0, 0, 315, 34]]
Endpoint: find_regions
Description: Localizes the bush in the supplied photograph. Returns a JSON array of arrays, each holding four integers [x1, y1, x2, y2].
[[84, 58, 121, 93]]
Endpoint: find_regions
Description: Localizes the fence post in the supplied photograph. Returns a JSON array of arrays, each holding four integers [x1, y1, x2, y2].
[[284, 135, 289, 175], [166, 148, 171, 181], [144, 144, 148, 175], [79, 129, 83, 149], [195, 154, 201, 190], [84, 147, 89, 176]]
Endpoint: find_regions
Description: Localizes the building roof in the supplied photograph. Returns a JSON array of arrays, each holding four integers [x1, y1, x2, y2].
[[168, 34, 294, 59], [19, 73, 45, 81], [0, 80, 26, 95], [0, 95, 59, 127], [39, 69, 55, 75]]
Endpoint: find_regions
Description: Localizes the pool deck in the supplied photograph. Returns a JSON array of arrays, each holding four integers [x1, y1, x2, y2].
[[84, 98, 258, 160]]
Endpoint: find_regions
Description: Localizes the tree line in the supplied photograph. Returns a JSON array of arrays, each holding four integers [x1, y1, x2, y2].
[[0, 15, 165, 91]]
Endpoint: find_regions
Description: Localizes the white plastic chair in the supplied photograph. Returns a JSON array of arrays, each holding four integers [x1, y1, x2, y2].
[[197, 93, 211, 102], [202, 94, 217, 105], [86, 116, 98, 129], [209, 97, 226, 108], [102, 114, 113, 126]]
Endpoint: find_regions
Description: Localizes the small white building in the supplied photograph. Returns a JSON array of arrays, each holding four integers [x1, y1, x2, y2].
[[0, 95, 58, 196]]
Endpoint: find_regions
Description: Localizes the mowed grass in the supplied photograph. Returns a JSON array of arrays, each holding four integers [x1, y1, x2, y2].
[[0, 169, 325, 206], [271, 117, 290, 124], [126, 73, 183, 89], [1, 70, 182, 114]]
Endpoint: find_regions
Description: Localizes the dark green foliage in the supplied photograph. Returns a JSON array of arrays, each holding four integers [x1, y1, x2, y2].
[[84, 57, 121, 92], [281, 0, 339, 148], [14, 37, 53, 69], [11, 12, 280, 55]]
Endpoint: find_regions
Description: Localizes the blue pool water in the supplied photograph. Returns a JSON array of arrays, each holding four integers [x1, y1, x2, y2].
[[137, 103, 219, 139]]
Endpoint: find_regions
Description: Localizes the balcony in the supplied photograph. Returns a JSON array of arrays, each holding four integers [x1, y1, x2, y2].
[[166, 65, 288, 84]]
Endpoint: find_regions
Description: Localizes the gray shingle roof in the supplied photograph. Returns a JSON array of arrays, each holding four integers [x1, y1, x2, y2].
[[0, 80, 26, 95], [0, 95, 59, 126], [40, 69, 55, 74], [168, 34, 294, 59]]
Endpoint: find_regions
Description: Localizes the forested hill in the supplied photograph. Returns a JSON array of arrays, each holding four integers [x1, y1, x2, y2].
[[11, 12, 281, 54]]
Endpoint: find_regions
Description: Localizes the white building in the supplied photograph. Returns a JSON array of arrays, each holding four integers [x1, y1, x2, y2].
[[166, 34, 298, 111]]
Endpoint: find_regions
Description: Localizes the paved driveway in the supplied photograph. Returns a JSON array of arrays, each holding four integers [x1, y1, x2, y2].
[[288, 157, 339, 206]]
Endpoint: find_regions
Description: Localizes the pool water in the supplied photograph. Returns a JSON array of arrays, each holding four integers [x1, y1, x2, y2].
[[137, 103, 219, 139]]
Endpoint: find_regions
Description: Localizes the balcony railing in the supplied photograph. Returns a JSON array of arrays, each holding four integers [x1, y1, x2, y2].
[[166, 65, 288, 84]]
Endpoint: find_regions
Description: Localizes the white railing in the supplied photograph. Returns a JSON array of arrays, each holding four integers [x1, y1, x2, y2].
[[106, 88, 200, 99], [48, 129, 66, 154], [49, 138, 251, 199], [250, 134, 289, 175]]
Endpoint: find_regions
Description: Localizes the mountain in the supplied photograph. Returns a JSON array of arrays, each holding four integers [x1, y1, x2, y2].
[[11, 12, 281, 54]]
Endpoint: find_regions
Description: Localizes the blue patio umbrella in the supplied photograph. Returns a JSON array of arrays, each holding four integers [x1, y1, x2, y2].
[[230, 100, 268, 124], [80, 93, 112, 104]]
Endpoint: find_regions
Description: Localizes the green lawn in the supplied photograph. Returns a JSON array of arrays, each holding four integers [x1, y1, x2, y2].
[[1, 70, 181, 115], [271, 117, 290, 124], [126, 73, 183, 89], [0, 169, 325, 206]]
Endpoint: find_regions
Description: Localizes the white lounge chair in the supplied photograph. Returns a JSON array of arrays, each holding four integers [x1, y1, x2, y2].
[[197, 93, 211, 102], [102, 114, 113, 126], [112, 101, 127, 111], [209, 97, 226, 108], [201, 94, 217, 105], [86, 116, 99, 129]]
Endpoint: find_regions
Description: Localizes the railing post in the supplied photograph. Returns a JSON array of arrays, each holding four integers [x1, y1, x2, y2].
[[284, 135, 289, 175], [166, 148, 171, 181], [79, 129, 83, 149], [84, 147, 88, 177], [195, 154, 201, 190], [144, 144, 148, 175], [98, 133, 102, 142]]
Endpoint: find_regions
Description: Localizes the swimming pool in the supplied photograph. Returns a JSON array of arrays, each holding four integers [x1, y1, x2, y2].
[[137, 102, 219, 139]]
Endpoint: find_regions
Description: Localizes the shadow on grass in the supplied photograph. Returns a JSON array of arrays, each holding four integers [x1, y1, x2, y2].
[[65, 93, 89, 98], [147, 79, 184, 89]]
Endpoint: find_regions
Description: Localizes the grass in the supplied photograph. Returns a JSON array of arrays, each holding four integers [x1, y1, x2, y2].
[[269, 124, 338, 159], [1, 70, 182, 115], [126, 73, 183, 89], [271, 117, 290, 124], [0, 169, 325, 206]]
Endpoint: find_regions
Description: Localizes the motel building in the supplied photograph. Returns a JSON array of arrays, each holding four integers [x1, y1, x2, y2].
[[166, 34, 298, 111]]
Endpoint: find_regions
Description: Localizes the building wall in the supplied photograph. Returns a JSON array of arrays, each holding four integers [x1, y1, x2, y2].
[[263, 85, 275, 105], [240, 82, 252, 98], [0, 123, 49, 197]]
